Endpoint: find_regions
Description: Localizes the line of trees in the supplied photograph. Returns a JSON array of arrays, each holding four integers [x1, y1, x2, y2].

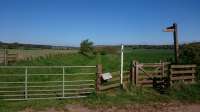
[[0, 41, 76, 50], [0, 41, 52, 49]]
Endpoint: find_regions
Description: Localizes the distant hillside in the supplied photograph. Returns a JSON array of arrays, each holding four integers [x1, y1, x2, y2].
[[183, 42, 200, 46], [95, 42, 200, 49], [126, 45, 174, 49], [95, 44, 174, 49], [0, 41, 78, 50]]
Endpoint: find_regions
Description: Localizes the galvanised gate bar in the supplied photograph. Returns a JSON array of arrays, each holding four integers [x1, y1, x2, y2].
[[0, 66, 96, 100]]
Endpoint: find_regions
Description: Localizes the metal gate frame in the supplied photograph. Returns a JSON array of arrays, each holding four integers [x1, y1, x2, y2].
[[0, 66, 96, 100]]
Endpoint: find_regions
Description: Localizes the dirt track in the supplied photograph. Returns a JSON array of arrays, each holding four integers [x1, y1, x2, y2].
[[21, 103, 200, 112]]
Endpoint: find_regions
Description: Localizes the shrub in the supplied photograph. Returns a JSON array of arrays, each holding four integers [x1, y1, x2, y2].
[[79, 39, 94, 56], [180, 42, 200, 80], [180, 42, 200, 65]]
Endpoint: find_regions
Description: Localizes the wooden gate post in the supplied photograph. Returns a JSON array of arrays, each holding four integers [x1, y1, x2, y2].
[[130, 60, 135, 86], [169, 65, 172, 86], [96, 64, 102, 92], [134, 61, 139, 86], [4, 48, 8, 65], [161, 61, 165, 76], [191, 67, 195, 83]]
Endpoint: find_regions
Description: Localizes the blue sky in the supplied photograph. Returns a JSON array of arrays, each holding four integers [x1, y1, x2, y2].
[[0, 0, 200, 46]]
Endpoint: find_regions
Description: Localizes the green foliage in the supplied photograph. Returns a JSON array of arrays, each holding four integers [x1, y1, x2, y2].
[[79, 39, 94, 56], [180, 43, 200, 65], [179, 43, 200, 80]]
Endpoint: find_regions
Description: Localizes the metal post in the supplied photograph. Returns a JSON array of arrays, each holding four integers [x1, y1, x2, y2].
[[25, 67, 28, 100], [120, 44, 124, 85], [62, 67, 65, 98], [173, 23, 179, 64]]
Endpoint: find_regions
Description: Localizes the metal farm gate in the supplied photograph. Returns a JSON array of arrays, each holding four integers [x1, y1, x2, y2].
[[0, 66, 96, 100]]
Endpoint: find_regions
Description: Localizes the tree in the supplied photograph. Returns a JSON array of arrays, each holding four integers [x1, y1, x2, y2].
[[80, 39, 94, 56]]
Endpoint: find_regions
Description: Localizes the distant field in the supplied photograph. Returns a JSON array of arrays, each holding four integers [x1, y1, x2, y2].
[[4, 49, 78, 60], [12, 49, 174, 72]]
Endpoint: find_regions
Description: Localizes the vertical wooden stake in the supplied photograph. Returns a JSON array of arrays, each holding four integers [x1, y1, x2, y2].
[[130, 61, 133, 86], [161, 61, 165, 77], [4, 48, 7, 66], [130, 60, 135, 86], [15, 53, 18, 61], [192, 67, 195, 83], [134, 61, 139, 86], [169, 65, 173, 86], [96, 64, 102, 92]]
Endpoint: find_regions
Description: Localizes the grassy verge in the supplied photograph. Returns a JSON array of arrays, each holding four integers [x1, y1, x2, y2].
[[169, 82, 200, 102], [1, 83, 200, 112]]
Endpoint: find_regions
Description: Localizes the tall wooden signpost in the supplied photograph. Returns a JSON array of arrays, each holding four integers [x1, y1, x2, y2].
[[164, 23, 179, 64]]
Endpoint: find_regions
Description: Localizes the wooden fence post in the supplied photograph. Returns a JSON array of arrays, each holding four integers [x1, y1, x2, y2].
[[4, 48, 7, 65], [134, 61, 139, 86], [169, 65, 172, 86], [96, 64, 102, 92], [161, 61, 165, 76], [192, 67, 195, 83], [130, 61, 135, 86]]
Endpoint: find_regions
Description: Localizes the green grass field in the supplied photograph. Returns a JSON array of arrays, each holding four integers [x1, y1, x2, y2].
[[13, 49, 174, 72], [1, 48, 200, 112]]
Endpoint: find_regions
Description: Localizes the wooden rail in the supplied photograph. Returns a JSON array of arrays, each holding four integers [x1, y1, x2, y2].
[[170, 64, 196, 84], [99, 74, 129, 91], [96, 65, 130, 91], [0, 49, 17, 65], [130, 61, 197, 87]]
